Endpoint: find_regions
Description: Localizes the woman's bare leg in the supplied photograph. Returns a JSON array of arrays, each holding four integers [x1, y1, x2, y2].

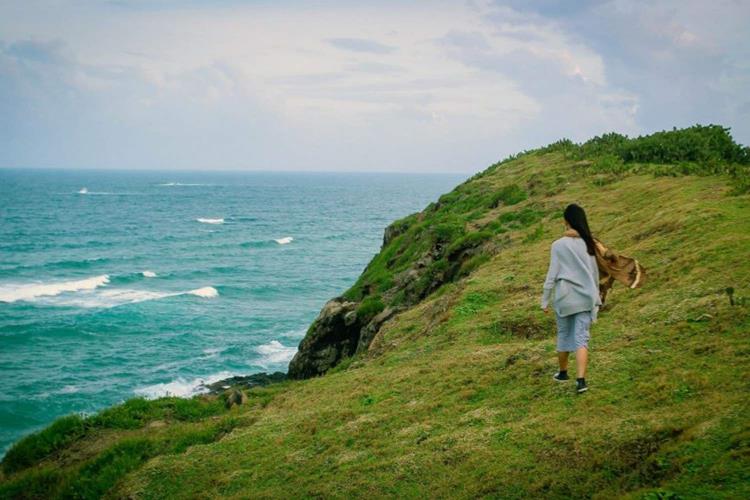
[[575, 347, 588, 378]]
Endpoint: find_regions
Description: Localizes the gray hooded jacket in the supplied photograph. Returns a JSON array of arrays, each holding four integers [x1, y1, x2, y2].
[[541, 234, 601, 321]]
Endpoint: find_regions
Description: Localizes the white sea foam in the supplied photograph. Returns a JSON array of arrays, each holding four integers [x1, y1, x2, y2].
[[142, 270, 157, 278], [36, 385, 82, 399], [60, 286, 217, 308], [134, 370, 236, 399], [0, 274, 110, 303], [274, 236, 293, 245], [255, 340, 297, 365], [188, 286, 218, 298], [63, 289, 171, 308], [196, 218, 224, 225], [76, 188, 120, 195]]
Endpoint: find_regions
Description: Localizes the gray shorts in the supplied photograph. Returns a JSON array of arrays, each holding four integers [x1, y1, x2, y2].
[[555, 310, 592, 352]]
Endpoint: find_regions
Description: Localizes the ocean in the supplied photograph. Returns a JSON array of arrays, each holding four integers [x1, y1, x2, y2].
[[0, 168, 464, 456]]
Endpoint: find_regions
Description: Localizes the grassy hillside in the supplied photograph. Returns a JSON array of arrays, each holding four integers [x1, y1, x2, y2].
[[2, 125, 749, 499]]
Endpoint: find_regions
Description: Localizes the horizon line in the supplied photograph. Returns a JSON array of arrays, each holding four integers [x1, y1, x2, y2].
[[0, 165, 471, 176]]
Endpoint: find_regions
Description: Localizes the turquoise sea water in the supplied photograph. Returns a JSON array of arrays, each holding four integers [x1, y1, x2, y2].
[[0, 168, 463, 456]]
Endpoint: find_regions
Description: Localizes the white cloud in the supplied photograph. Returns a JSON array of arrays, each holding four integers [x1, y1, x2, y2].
[[0, 0, 746, 172]]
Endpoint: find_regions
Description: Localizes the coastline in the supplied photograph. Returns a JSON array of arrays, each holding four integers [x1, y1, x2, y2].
[[2, 126, 748, 497], [202, 371, 288, 395]]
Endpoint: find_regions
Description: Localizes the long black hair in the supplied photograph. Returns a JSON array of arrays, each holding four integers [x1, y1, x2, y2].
[[564, 203, 596, 256]]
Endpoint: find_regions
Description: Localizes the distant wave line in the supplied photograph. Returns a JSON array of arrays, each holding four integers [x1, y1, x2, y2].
[[0, 274, 218, 307], [76, 190, 145, 196], [0, 274, 110, 303], [43, 286, 219, 308], [196, 218, 224, 225]]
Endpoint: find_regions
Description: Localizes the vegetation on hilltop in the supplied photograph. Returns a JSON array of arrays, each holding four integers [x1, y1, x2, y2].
[[1, 124, 749, 499]]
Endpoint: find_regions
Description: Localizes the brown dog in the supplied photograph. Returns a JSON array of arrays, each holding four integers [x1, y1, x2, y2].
[[593, 239, 646, 304]]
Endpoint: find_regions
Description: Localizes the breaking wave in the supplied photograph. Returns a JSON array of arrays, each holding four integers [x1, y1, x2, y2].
[[187, 286, 218, 298], [0, 275, 218, 307], [0, 275, 110, 303], [255, 340, 297, 366], [134, 370, 236, 399]]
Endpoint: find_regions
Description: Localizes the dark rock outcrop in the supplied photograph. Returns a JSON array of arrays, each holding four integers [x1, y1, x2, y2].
[[205, 371, 287, 395], [382, 219, 410, 248], [287, 298, 363, 379], [356, 306, 401, 354]]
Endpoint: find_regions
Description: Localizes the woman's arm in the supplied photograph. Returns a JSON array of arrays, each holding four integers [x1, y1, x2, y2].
[[540, 243, 559, 310]]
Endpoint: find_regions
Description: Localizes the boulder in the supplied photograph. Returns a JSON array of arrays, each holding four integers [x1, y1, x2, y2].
[[356, 306, 401, 354], [224, 389, 248, 409], [287, 297, 363, 379], [204, 371, 287, 395], [383, 221, 407, 248]]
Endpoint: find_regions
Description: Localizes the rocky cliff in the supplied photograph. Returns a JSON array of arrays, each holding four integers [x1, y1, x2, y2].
[[287, 213, 509, 378]]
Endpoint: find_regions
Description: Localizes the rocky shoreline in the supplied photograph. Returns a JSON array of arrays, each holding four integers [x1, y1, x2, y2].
[[203, 371, 287, 395]]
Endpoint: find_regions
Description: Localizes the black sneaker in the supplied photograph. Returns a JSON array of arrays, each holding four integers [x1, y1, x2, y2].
[[553, 371, 569, 382], [576, 378, 588, 393]]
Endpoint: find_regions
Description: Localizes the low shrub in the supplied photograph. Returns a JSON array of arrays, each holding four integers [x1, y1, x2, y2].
[[458, 254, 491, 277], [488, 184, 527, 208], [497, 207, 544, 228], [447, 231, 493, 257], [2, 397, 228, 475], [357, 295, 385, 323], [2, 415, 88, 474], [523, 223, 544, 244], [0, 467, 65, 499], [60, 438, 157, 499], [93, 396, 225, 429], [578, 125, 749, 165], [431, 219, 465, 244]]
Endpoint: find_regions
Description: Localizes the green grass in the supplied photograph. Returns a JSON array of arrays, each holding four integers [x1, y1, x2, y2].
[[2, 125, 749, 498], [1, 396, 229, 476], [356, 295, 386, 322]]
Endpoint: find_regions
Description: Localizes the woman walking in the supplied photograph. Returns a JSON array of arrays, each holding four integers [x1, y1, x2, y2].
[[541, 203, 601, 393]]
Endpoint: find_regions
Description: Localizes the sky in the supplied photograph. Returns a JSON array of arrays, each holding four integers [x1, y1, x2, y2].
[[1, 0, 748, 173]]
